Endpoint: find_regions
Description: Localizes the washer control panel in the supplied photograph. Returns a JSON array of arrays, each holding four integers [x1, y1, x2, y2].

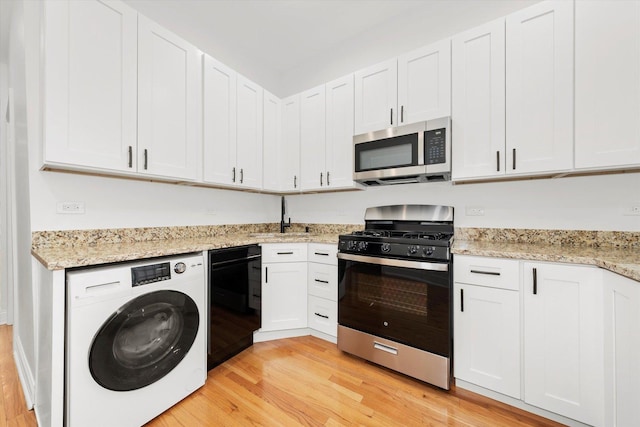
[[131, 262, 172, 287]]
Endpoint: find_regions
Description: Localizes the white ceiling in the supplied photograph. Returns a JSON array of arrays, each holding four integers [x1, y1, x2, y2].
[[123, 0, 537, 96]]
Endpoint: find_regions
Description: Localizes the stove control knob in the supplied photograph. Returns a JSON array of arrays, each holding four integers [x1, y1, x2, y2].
[[423, 247, 434, 256], [347, 241, 357, 251], [381, 243, 391, 253], [357, 241, 369, 251], [408, 245, 418, 255]]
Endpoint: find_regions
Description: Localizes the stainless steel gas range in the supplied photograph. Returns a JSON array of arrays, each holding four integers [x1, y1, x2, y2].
[[337, 204, 453, 389]]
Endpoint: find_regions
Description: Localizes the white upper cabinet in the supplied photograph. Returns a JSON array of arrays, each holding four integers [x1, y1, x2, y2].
[[354, 40, 451, 135], [137, 15, 200, 180], [575, 0, 640, 170], [202, 55, 237, 185], [354, 58, 397, 135], [202, 55, 263, 189], [281, 95, 301, 192], [236, 75, 264, 189], [300, 85, 327, 191], [452, 19, 506, 180], [44, 0, 138, 173], [262, 90, 282, 192], [325, 74, 356, 190], [397, 39, 451, 125], [506, 0, 574, 175]]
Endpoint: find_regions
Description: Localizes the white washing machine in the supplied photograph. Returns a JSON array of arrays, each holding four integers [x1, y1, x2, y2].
[[65, 252, 206, 427]]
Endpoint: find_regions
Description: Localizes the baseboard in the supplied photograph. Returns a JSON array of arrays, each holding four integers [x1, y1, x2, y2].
[[454, 379, 589, 427], [309, 329, 337, 344], [13, 335, 35, 409], [253, 327, 310, 343]]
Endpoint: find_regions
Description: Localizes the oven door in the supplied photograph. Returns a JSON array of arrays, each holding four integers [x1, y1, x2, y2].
[[337, 253, 451, 357]]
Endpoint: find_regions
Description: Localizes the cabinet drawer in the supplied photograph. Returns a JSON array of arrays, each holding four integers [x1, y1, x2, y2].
[[454, 255, 519, 290], [307, 244, 338, 265], [308, 295, 337, 337], [308, 263, 337, 301], [261, 243, 307, 263]]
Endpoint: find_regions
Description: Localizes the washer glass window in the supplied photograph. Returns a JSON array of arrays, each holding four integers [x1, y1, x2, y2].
[[89, 290, 199, 391]]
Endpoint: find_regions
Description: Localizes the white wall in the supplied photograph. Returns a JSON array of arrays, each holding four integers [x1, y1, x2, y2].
[[289, 173, 640, 231]]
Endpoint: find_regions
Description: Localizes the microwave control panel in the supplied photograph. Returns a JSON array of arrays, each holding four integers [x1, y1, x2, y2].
[[425, 128, 446, 165]]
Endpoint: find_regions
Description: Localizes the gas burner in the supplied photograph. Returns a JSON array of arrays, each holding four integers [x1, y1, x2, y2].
[[353, 230, 391, 237]]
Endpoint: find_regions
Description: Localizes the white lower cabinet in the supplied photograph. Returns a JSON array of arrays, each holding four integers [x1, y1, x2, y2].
[[455, 255, 609, 426], [261, 244, 308, 332], [454, 257, 520, 399], [307, 244, 338, 337], [602, 270, 640, 427], [523, 262, 604, 426]]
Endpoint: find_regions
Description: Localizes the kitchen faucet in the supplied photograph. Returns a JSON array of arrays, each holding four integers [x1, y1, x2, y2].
[[280, 196, 291, 233]]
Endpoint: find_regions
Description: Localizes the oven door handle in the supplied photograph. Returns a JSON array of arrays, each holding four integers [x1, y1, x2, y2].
[[337, 253, 449, 272]]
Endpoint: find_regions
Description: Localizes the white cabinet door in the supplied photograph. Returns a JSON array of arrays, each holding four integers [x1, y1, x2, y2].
[[300, 85, 326, 191], [43, 0, 137, 173], [325, 74, 356, 190], [603, 271, 640, 427], [138, 16, 200, 180], [523, 262, 604, 426], [454, 283, 520, 398], [236, 75, 263, 190], [262, 90, 281, 192], [452, 19, 506, 180], [398, 39, 451, 125], [575, 1, 640, 170], [261, 262, 308, 331], [202, 55, 237, 185], [354, 58, 397, 134], [506, 1, 573, 175], [281, 95, 301, 192]]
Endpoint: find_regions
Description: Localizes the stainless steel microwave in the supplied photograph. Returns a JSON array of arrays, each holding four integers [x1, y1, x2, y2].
[[353, 117, 451, 186]]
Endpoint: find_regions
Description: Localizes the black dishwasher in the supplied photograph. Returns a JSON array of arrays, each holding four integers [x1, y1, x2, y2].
[[208, 245, 261, 369]]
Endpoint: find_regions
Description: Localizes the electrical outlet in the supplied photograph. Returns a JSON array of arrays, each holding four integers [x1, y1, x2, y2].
[[623, 205, 640, 216], [465, 206, 485, 216], [57, 201, 85, 214]]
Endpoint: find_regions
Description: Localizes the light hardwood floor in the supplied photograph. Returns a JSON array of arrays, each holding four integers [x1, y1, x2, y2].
[[0, 325, 564, 426], [0, 326, 37, 427], [147, 335, 565, 427]]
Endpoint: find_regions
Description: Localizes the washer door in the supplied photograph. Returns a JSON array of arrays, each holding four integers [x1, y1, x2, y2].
[[89, 290, 199, 391]]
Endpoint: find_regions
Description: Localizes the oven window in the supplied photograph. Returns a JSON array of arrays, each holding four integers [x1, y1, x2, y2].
[[355, 133, 418, 172], [338, 259, 450, 357]]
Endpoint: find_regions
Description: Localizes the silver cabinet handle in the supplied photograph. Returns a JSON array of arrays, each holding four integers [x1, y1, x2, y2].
[[400, 105, 404, 123], [294, 175, 297, 188], [327, 171, 330, 186], [240, 168, 244, 184], [143, 149, 148, 170], [320, 172, 323, 186]]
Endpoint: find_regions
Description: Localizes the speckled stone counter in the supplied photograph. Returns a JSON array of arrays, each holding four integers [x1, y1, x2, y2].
[[32, 223, 361, 270], [452, 228, 640, 282]]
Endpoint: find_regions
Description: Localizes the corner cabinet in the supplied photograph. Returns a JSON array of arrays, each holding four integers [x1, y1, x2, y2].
[[354, 40, 451, 135], [262, 90, 282, 192], [299, 85, 327, 191], [260, 244, 308, 332], [43, 0, 138, 173], [522, 262, 604, 426], [574, 0, 640, 170], [505, 0, 574, 175], [280, 95, 301, 192], [602, 270, 640, 427], [137, 16, 200, 181]]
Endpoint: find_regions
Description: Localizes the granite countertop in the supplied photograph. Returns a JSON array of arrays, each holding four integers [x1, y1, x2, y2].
[[32, 232, 343, 270], [452, 235, 640, 282]]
